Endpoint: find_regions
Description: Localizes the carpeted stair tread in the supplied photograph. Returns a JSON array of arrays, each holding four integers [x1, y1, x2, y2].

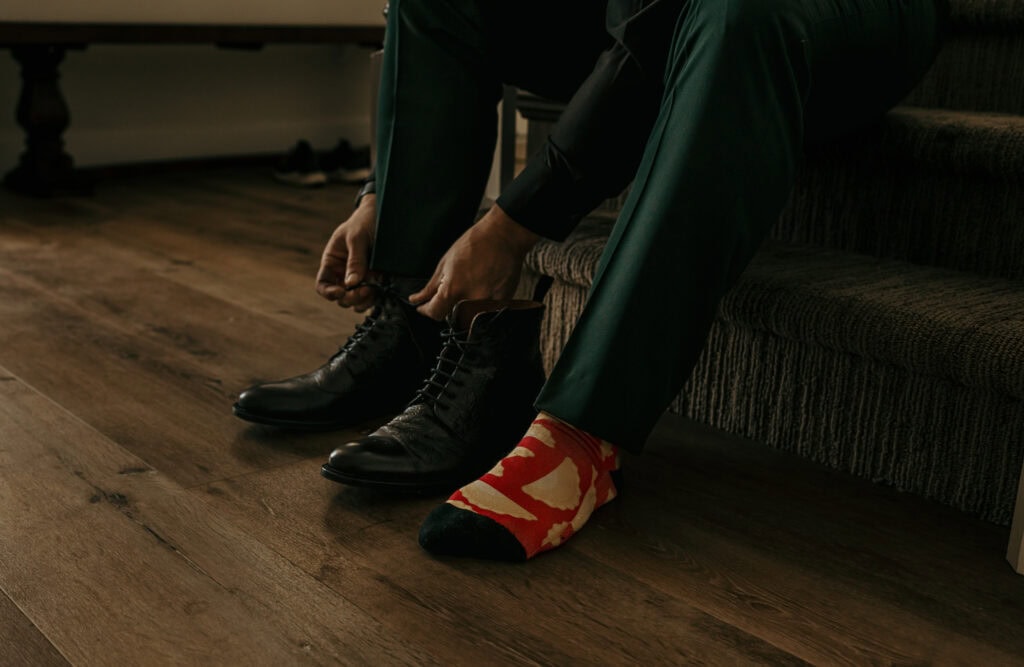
[[531, 107, 1024, 282], [905, 0, 1024, 114], [519, 0, 1024, 525], [723, 243, 1024, 400], [527, 229, 1024, 400], [524, 236, 1024, 523], [876, 106, 1024, 179], [949, 0, 1024, 31], [776, 106, 1024, 280]]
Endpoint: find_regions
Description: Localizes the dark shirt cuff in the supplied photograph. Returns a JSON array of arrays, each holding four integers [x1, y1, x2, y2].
[[496, 140, 590, 242]]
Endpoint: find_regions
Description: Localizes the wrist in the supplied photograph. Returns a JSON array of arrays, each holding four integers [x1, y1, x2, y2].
[[357, 193, 376, 207], [481, 205, 540, 254], [354, 180, 377, 210]]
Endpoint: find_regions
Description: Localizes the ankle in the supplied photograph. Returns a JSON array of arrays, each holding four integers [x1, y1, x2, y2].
[[535, 412, 620, 473]]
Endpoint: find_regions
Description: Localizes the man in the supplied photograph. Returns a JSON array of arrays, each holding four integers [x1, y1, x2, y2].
[[235, 0, 948, 561]]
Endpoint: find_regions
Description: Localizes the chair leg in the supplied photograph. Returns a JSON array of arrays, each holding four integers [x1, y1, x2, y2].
[[1008, 459, 1024, 574]]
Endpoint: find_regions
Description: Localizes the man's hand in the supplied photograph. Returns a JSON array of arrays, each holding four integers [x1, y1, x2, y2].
[[410, 205, 540, 321], [316, 194, 378, 312]]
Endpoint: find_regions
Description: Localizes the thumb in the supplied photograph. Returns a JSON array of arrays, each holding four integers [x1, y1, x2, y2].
[[316, 253, 346, 300], [344, 234, 369, 288]]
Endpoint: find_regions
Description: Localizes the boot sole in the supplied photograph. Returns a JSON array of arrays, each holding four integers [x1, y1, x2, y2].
[[232, 403, 375, 432], [322, 464, 627, 498], [319, 462, 464, 495]]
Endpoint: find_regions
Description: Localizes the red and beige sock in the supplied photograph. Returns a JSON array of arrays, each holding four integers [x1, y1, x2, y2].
[[419, 413, 620, 561]]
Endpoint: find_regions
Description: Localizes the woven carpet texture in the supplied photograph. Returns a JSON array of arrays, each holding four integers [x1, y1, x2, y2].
[[522, 0, 1024, 525]]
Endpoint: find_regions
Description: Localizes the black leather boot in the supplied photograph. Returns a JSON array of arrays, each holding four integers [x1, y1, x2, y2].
[[233, 278, 443, 430], [321, 298, 546, 493]]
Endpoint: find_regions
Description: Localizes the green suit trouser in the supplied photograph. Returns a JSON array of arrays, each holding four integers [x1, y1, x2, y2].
[[371, 0, 947, 452]]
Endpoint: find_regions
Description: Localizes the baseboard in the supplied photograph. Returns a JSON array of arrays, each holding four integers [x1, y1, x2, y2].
[[63, 118, 370, 169]]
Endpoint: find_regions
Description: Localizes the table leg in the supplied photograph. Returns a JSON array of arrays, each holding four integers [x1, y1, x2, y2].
[[4, 44, 92, 196]]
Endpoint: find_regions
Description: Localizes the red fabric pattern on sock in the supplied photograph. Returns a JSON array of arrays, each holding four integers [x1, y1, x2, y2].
[[446, 415, 620, 558]]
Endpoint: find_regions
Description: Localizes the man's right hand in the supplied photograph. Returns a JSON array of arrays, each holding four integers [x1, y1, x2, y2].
[[315, 194, 378, 312]]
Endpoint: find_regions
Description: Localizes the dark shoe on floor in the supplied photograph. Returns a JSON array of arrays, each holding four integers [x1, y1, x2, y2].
[[321, 298, 546, 493], [273, 140, 328, 187], [320, 139, 371, 184], [233, 278, 442, 431]]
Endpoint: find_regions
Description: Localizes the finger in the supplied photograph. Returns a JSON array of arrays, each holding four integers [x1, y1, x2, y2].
[[316, 271, 347, 300], [415, 299, 440, 321], [350, 288, 377, 312], [408, 272, 440, 306], [318, 283, 346, 301], [348, 286, 378, 310], [338, 285, 371, 308], [416, 282, 452, 321], [344, 234, 369, 288], [316, 252, 347, 299]]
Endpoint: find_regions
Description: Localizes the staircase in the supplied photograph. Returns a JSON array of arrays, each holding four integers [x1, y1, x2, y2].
[[520, 0, 1024, 572]]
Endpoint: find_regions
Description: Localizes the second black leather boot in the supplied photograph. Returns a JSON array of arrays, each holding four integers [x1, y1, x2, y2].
[[233, 278, 443, 430], [321, 298, 546, 493]]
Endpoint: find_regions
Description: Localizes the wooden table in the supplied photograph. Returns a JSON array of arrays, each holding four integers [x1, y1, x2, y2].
[[0, 22, 385, 196]]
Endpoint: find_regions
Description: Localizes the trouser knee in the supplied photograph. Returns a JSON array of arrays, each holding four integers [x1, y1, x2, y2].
[[667, 0, 809, 73], [392, 0, 486, 39]]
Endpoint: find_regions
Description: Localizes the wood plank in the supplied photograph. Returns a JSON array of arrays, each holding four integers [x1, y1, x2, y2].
[[0, 371, 431, 665], [0, 251, 364, 488], [110, 166, 352, 244], [0, 178, 380, 488], [601, 416, 1024, 664], [1010, 460, 1024, 573], [198, 462, 809, 665], [4, 167, 1023, 663], [196, 439, 1024, 667], [2, 166, 353, 268], [0, 209, 352, 339], [0, 592, 68, 667], [0, 175, 360, 340]]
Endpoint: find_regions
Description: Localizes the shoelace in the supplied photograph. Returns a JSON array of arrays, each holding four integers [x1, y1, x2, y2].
[[330, 280, 413, 361], [413, 326, 479, 412]]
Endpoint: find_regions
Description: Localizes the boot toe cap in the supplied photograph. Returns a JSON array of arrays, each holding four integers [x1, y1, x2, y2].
[[235, 382, 308, 416], [233, 381, 344, 428], [326, 436, 407, 475]]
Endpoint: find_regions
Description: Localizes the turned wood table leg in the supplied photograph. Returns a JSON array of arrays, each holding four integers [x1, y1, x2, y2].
[[4, 44, 92, 196], [1009, 458, 1024, 574]]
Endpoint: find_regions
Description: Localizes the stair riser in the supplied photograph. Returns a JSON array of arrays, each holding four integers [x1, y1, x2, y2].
[[533, 273, 1023, 525], [676, 322, 1022, 526], [904, 33, 1024, 115], [777, 152, 1024, 280]]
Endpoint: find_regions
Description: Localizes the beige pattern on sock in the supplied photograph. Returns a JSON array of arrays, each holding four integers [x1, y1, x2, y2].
[[528, 422, 557, 447], [456, 479, 538, 521], [521, 458, 582, 510]]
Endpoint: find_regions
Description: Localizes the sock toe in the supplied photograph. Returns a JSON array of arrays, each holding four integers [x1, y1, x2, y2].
[[419, 504, 527, 562]]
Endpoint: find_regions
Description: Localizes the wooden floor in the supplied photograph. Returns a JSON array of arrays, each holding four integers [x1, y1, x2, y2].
[[2, 166, 1023, 666]]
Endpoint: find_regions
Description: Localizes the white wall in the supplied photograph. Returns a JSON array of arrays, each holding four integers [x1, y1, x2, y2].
[[0, 0, 509, 198], [3, 0, 385, 26], [0, 43, 377, 169], [0, 0, 386, 170]]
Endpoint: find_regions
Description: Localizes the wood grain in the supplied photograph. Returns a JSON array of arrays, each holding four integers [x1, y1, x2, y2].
[[0, 373, 429, 666], [3, 167, 1023, 664], [0, 592, 68, 667], [199, 463, 809, 666]]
